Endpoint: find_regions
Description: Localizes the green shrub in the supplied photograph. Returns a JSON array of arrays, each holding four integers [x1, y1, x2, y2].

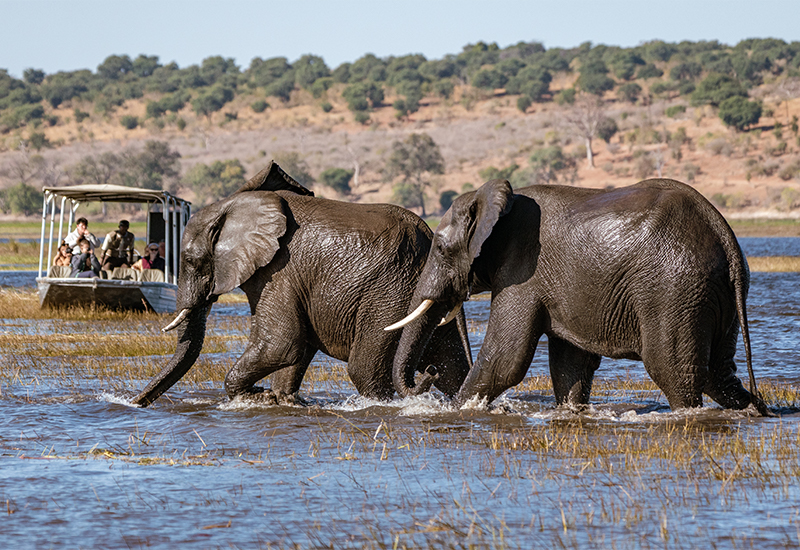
[[516, 95, 532, 112], [665, 105, 687, 118], [251, 100, 269, 113], [74, 108, 90, 123], [597, 117, 619, 143], [439, 190, 458, 212], [691, 74, 747, 107], [636, 63, 663, 79], [28, 132, 51, 150], [354, 111, 370, 125], [176, 118, 186, 131], [320, 102, 333, 113], [617, 82, 642, 103], [120, 115, 138, 129], [318, 167, 354, 194], [576, 72, 615, 95], [555, 88, 576, 105], [718, 96, 762, 131]]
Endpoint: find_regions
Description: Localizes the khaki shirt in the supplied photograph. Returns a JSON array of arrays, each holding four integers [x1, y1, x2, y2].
[[102, 230, 135, 259]]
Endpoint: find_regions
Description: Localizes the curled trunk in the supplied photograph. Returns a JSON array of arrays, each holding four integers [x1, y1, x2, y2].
[[132, 305, 210, 407], [392, 301, 451, 398]]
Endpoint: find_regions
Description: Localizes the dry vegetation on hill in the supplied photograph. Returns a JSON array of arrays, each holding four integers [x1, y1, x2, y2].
[[2, 40, 800, 226]]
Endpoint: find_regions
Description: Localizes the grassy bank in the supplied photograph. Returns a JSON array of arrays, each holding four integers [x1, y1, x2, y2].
[[729, 218, 800, 237]]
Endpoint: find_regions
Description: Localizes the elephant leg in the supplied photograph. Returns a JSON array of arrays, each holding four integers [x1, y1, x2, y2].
[[347, 331, 396, 401], [454, 300, 545, 407], [548, 337, 601, 407], [267, 345, 317, 405], [224, 310, 310, 400], [704, 322, 752, 409], [640, 324, 707, 410]]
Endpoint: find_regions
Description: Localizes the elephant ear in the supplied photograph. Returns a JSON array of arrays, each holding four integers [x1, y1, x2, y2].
[[212, 193, 287, 295], [466, 179, 514, 262], [235, 161, 314, 196]]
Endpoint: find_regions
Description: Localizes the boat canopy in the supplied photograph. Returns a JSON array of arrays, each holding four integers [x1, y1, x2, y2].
[[41, 184, 180, 204], [38, 185, 191, 285]]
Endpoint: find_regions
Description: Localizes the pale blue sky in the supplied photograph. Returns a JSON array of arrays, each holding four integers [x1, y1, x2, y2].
[[2, 0, 798, 78]]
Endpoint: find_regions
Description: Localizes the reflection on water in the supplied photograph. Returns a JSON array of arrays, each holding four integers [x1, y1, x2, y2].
[[2, 246, 800, 548]]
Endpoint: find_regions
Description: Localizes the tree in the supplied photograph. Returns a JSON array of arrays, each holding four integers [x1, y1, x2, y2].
[[439, 190, 458, 212], [70, 152, 122, 185], [3, 182, 42, 216], [597, 117, 619, 143], [192, 85, 234, 119], [691, 74, 747, 107], [184, 159, 246, 205], [97, 55, 133, 80], [565, 93, 606, 167], [576, 72, 615, 95], [718, 96, 762, 131], [23, 68, 45, 85], [617, 82, 642, 104], [319, 168, 354, 195], [132, 54, 161, 77], [293, 55, 330, 89], [116, 141, 181, 190], [385, 133, 445, 217]]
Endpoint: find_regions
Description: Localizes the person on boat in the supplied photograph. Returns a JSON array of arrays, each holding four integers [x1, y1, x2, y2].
[[71, 238, 101, 278], [64, 217, 100, 255], [132, 242, 165, 272], [101, 220, 135, 272], [52, 241, 73, 267]]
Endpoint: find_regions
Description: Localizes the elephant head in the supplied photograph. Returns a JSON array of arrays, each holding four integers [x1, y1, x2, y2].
[[388, 179, 514, 397], [132, 162, 309, 407]]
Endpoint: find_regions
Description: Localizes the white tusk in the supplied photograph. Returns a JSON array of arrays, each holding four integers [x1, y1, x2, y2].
[[384, 299, 435, 331], [162, 308, 190, 332], [438, 303, 462, 326]]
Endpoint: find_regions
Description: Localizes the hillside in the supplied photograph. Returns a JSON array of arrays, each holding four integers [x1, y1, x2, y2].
[[2, 39, 800, 225]]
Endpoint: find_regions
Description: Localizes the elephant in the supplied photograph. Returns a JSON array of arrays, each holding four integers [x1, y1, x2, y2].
[[132, 162, 471, 407], [387, 178, 771, 415]]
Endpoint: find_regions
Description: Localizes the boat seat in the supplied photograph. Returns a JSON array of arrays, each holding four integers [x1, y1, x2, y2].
[[48, 265, 72, 278], [139, 269, 165, 282], [110, 267, 139, 281]]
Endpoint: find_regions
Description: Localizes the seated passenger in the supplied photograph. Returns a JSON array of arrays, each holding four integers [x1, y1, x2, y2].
[[53, 241, 73, 267], [101, 219, 135, 272], [64, 217, 101, 255], [71, 238, 101, 278], [132, 242, 165, 272]]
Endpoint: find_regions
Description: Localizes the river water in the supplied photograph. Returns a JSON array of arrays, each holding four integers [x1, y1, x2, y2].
[[1, 238, 800, 549]]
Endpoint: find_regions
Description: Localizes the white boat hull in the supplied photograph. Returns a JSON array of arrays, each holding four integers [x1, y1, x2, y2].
[[36, 277, 177, 314]]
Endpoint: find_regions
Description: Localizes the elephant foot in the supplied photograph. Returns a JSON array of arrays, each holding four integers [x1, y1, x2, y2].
[[749, 396, 776, 417], [274, 391, 308, 407], [235, 387, 279, 406]]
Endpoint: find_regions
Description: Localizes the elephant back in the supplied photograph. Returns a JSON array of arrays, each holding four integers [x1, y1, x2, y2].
[[235, 161, 314, 196]]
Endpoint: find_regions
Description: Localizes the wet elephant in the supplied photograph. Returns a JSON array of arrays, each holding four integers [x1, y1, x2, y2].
[[133, 162, 471, 407], [388, 178, 770, 415]]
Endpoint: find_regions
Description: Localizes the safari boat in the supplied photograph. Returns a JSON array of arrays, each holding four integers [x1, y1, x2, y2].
[[35, 184, 191, 313]]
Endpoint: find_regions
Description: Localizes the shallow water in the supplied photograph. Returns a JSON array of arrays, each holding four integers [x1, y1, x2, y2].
[[2, 257, 800, 547]]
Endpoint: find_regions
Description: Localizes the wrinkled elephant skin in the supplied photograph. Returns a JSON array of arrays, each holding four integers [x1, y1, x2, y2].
[[133, 162, 471, 407], [391, 178, 770, 415]]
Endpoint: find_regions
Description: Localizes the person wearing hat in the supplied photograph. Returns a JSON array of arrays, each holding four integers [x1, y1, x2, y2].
[[101, 219, 135, 272]]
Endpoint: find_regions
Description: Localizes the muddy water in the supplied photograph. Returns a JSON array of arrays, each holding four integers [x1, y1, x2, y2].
[[2, 272, 800, 547]]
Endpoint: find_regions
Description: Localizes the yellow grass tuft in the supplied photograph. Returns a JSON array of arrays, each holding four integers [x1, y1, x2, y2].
[[747, 256, 800, 272]]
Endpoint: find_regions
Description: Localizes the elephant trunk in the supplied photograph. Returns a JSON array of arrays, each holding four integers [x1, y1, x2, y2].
[[392, 300, 451, 398], [132, 304, 210, 407]]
